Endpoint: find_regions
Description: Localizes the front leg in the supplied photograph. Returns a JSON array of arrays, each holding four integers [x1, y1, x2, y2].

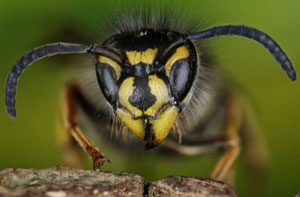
[[63, 82, 110, 170]]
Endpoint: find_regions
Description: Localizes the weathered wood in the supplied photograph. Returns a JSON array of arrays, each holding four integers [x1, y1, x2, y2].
[[147, 176, 236, 197], [0, 166, 236, 197], [0, 166, 144, 197]]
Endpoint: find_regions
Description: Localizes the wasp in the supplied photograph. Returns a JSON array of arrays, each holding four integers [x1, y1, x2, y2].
[[4, 9, 296, 182]]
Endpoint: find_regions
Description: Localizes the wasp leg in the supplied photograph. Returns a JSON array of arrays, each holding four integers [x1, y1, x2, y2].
[[164, 95, 242, 181], [210, 96, 242, 181], [63, 82, 110, 170], [163, 137, 232, 156], [56, 114, 85, 169]]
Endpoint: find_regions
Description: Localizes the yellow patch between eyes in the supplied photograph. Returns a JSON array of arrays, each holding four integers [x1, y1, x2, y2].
[[126, 48, 158, 65], [99, 56, 121, 79], [165, 46, 190, 77], [144, 75, 169, 117]]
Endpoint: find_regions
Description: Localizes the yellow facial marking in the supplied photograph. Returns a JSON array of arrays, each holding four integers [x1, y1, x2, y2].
[[151, 106, 178, 146], [116, 108, 145, 139], [144, 75, 169, 117], [126, 48, 158, 65], [116, 76, 177, 143], [99, 56, 122, 79], [165, 46, 190, 76], [118, 77, 143, 118], [116, 106, 178, 143]]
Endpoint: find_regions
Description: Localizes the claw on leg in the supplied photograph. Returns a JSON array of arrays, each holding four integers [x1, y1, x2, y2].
[[93, 155, 110, 170], [86, 146, 110, 170]]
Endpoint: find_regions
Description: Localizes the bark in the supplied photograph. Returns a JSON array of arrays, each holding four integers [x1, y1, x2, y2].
[[147, 176, 236, 197], [0, 166, 236, 197]]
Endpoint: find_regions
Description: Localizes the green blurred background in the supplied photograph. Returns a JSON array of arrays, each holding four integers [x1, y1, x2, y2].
[[0, 0, 299, 196]]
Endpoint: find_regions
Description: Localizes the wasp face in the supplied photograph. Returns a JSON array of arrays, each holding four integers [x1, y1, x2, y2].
[[95, 29, 198, 148]]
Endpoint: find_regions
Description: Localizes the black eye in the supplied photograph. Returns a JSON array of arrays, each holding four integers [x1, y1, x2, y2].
[[96, 62, 118, 106], [169, 59, 195, 101]]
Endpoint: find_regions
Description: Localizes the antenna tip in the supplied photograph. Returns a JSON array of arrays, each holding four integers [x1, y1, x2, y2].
[[287, 68, 297, 81], [7, 109, 17, 119]]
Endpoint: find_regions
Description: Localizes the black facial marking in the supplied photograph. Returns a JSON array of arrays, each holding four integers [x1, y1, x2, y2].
[[129, 76, 156, 111], [144, 118, 155, 150], [134, 63, 152, 77], [96, 62, 118, 107]]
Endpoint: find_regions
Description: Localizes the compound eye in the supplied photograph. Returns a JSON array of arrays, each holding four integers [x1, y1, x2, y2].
[[169, 59, 193, 101], [96, 56, 121, 106], [165, 46, 196, 102]]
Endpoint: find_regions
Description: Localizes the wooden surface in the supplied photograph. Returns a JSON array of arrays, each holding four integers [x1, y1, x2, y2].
[[0, 166, 236, 197]]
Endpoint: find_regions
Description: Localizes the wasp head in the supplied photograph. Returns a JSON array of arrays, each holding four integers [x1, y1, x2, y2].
[[95, 29, 198, 149], [5, 26, 295, 148]]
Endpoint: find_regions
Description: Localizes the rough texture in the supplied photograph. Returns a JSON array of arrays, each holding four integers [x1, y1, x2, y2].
[[0, 166, 236, 197], [147, 176, 236, 197], [0, 166, 144, 197]]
